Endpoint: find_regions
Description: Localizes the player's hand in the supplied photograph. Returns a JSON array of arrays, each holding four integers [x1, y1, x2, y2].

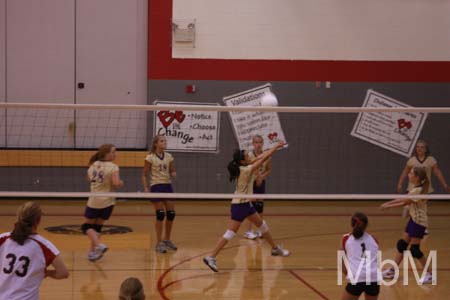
[[143, 187, 149, 193], [396, 185, 403, 193], [445, 185, 450, 193], [275, 141, 286, 149], [170, 171, 177, 178], [380, 203, 388, 210]]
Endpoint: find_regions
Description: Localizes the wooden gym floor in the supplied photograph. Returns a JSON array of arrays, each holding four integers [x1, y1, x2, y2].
[[0, 200, 449, 300]]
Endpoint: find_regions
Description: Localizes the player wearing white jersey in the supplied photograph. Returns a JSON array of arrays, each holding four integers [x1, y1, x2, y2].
[[142, 135, 177, 253], [203, 141, 289, 273], [340, 212, 380, 300], [83, 144, 124, 262], [0, 202, 68, 300]]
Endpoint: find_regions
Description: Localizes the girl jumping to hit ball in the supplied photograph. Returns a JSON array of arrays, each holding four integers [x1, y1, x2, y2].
[[203, 141, 289, 272]]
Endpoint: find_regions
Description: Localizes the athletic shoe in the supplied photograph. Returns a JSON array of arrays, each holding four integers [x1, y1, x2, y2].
[[402, 205, 410, 219], [382, 268, 395, 279], [243, 231, 258, 240], [271, 245, 290, 257], [255, 230, 263, 238], [163, 240, 178, 251], [203, 256, 218, 272], [89, 244, 108, 262], [419, 272, 433, 284], [155, 242, 167, 253]]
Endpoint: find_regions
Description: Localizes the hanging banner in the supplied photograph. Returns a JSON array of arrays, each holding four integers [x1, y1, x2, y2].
[[153, 101, 220, 153], [223, 84, 287, 151], [351, 90, 427, 157]]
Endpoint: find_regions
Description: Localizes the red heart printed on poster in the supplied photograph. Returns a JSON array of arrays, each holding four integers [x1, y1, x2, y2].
[[268, 132, 278, 141], [157, 111, 175, 128], [174, 111, 186, 123], [397, 119, 412, 129]]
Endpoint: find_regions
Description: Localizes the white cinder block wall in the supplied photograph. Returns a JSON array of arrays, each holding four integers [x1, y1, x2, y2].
[[173, 0, 450, 61]]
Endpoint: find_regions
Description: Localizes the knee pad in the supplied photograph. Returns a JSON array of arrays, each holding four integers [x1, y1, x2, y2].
[[223, 230, 236, 241], [410, 244, 424, 259], [253, 201, 264, 214], [93, 224, 103, 233], [258, 220, 269, 235], [81, 223, 94, 234], [166, 210, 176, 221], [156, 209, 165, 221], [397, 239, 408, 253]]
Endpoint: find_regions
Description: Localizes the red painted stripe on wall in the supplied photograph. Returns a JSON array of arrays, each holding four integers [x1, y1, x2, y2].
[[148, 0, 450, 82]]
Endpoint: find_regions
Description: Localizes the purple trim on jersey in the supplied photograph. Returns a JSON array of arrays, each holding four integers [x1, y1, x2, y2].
[[405, 218, 427, 239], [84, 205, 114, 220], [253, 180, 266, 194], [230, 202, 257, 222], [150, 184, 174, 202], [155, 152, 165, 160]]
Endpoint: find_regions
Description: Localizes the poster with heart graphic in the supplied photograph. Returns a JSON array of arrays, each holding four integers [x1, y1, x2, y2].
[[223, 84, 287, 151], [351, 90, 427, 157], [153, 101, 220, 153]]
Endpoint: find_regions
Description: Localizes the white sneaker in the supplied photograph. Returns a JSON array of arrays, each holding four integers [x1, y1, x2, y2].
[[419, 272, 433, 284], [89, 244, 108, 262], [203, 256, 218, 272], [271, 245, 290, 257], [243, 231, 258, 240], [382, 268, 395, 279], [255, 231, 263, 238]]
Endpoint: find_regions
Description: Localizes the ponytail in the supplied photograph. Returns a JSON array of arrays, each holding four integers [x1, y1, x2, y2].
[[351, 212, 368, 239], [227, 149, 245, 182], [413, 167, 429, 194], [89, 144, 115, 166], [89, 152, 101, 166], [11, 202, 42, 245]]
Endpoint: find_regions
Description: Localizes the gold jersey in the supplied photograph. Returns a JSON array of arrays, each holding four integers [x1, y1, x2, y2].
[[406, 156, 437, 193], [145, 152, 174, 186], [408, 187, 428, 227], [231, 165, 256, 204], [87, 161, 119, 208]]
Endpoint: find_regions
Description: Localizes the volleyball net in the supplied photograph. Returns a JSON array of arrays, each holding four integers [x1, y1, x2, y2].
[[0, 100, 449, 201]]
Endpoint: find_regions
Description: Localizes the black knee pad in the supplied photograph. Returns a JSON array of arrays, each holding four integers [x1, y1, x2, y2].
[[410, 244, 424, 259], [253, 201, 264, 214], [81, 223, 94, 234], [397, 239, 408, 253], [166, 210, 176, 221], [93, 224, 103, 233], [156, 209, 165, 221]]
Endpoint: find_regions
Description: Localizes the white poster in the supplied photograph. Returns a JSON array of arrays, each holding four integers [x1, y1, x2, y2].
[[223, 84, 287, 151], [153, 101, 220, 153], [351, 90, 427, 157]]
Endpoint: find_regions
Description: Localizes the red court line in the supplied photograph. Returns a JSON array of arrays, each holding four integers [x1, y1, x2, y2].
[[288, 270, 330, 300]]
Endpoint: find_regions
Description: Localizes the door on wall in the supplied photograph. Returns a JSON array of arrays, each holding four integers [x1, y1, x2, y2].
[[75, 0, 148, 149], [5, 0, 75, 148]]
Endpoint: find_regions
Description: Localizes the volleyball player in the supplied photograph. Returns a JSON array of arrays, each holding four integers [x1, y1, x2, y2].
[[83, 144, 124, 261], [142, 135, 177, 253], [243, 135, 272, 240], [381, 167, 433, 284], [203, 141, 289, 272], [397, 139, 450, 218], [0, 202, 69, 300], [340, 212, 380, 300]]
